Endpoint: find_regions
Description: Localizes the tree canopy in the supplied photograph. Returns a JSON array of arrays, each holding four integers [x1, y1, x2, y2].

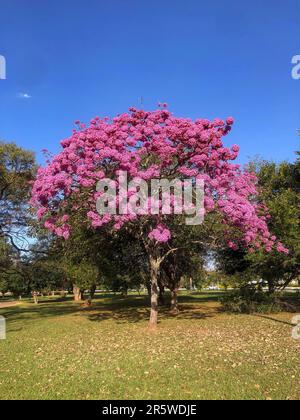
[[0, 141, 36, 251], [31, 107, 285, 326]]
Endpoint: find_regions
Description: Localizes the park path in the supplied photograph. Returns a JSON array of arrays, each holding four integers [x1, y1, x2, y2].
[[0, 301, 19, 309]]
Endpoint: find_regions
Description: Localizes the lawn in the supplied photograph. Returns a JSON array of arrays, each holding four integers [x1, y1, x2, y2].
[[0, 292, 299, 400]]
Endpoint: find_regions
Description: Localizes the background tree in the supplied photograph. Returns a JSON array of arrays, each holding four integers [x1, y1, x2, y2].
[[60, 222, 100, 302], [98, 230, 148, 296], [0, 141, 36, 250], [0, 236, 27, 298], [246, 157, 299, 292], [159, 220, 207, 311]]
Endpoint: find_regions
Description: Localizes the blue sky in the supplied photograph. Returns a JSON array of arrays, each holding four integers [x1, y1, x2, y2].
[[0, 0, 299, 165]]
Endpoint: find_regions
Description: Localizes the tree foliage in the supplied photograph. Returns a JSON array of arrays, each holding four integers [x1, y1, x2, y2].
[[31, 107, 284, 326], [0, 141, 36, 250], [247, 157, 299, 291]]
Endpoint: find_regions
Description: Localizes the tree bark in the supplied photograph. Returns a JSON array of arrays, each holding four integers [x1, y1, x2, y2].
[[145, 282, 151, 297], [158, 284, 165, 306], [170, 287, 179, 313], [267, 280, 275, 294], [149, 255, 160, 328], [73, 285, 83, 301], [90, 283, 96, 300], [33, 292, 39, 304]]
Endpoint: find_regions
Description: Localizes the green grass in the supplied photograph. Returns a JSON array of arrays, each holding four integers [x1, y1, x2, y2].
[[0, 291, 299, 400]]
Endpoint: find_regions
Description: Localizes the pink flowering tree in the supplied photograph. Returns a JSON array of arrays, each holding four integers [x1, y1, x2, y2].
[[31, 106, 285, 327]]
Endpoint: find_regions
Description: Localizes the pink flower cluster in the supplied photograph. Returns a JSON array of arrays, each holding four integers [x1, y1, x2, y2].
[[31, 106, 285, 253], [148, 223, 171, 243]]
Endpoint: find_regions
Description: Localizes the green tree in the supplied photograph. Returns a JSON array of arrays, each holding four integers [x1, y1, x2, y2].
[[0, 141, 36, 250], [218, 157, 300, 293], [248, 158, 300, 292], [98, 231, 148, 296], [59, 218, 101, 302]]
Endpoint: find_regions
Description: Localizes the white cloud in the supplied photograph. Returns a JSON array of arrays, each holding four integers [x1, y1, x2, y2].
[[18, 92, 32, 99]]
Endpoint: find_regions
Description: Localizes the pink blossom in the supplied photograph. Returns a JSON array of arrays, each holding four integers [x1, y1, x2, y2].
[[148, 224, 171, 243], [31, 106, 286, 253]]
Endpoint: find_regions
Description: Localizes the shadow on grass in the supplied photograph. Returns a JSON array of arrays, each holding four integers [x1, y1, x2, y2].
[[0, 292, 223, 327], [178, 291, 225, 303], [254, 314, 296, 327], [87, 304, 219, 324]]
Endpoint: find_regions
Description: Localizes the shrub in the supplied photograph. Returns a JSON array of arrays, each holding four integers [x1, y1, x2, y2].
[[220, 287, 284, 314]]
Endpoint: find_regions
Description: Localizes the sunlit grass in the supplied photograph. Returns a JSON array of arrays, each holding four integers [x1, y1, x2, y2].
[[0, 292, 299, 400]]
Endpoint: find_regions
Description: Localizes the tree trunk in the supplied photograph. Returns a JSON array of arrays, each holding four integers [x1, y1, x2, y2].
[[73, 285, 83, 301], [146, 282, 151, 297], [149, 255, 160, 328], [267, 280, 275, 294], [33, 292, 39, 304], [189, 277, 193, 291], [90, 283, 96, 300], [170, 288, 179, 313], [158, 284, 165, 306]]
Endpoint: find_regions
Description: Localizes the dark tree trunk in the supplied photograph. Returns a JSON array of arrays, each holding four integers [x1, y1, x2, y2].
[[170, 287, 179, 313], [158, 284, 165, 306], [267, 280, 275, 294], [90, 283, 96, 300], [146, 282, 151, 297]]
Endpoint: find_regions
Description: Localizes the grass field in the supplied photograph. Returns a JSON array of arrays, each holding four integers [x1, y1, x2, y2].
[[0, 292, 299, 400]]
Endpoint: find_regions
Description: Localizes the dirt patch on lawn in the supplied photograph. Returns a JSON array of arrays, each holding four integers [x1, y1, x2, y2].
[[0, 301, 19, 309]]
